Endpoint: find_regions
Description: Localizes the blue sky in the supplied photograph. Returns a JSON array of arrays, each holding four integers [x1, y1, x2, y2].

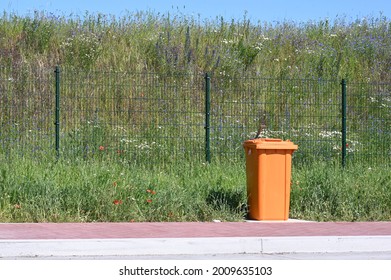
[[1, 0, 391, 23]]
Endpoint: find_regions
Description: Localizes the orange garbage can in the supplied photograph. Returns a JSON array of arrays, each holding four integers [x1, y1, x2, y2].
[[243, 138, 298, 221]]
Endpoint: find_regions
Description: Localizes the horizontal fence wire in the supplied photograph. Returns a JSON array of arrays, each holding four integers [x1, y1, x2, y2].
[[0, 66, 390, 167]]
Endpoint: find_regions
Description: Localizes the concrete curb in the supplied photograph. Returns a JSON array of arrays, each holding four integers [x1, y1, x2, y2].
[[261, 236, 391, 253], [1, 236, 391, 258]]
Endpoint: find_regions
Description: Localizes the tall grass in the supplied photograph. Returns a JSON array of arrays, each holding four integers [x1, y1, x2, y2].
[[1, 154, 390, 222], [1, 10, 391, 80], [0, 154, 247, 222], [290, 162, 391, 221]]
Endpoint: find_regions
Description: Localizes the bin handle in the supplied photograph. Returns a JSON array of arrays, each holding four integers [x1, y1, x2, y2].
[[264, 138, 282, 142]]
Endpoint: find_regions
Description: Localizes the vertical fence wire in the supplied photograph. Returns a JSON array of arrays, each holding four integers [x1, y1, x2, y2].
[[204, 73, 211, 163], [341, 79, 347, 167], [55, 66, 60, 159]]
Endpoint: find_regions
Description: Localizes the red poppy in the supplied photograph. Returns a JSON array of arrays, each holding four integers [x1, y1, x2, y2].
[[113, 199, 122, 205], [146, 189, 156, 195], [99, 145, 105, 151], [146, 199, 152, 203], [340, 143, 349, 150]]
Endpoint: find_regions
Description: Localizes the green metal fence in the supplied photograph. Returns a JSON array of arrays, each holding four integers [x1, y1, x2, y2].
[[1, 66, 390, 167]]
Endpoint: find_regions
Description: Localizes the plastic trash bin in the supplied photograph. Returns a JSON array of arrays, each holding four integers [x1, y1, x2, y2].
[[243, 138, 298, 220]]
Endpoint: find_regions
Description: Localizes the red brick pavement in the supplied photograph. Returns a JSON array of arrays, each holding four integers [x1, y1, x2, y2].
[[1, 222, 391, 240]]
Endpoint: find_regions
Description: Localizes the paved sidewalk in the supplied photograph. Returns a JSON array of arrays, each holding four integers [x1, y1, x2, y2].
[[1, 221, 391, 258]]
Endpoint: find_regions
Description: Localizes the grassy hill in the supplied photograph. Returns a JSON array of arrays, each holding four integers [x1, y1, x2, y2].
[[1, 10, 391, 80]]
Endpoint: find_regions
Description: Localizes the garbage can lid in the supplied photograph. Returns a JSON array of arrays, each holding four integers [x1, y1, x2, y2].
[[243, 138, 298, 150]]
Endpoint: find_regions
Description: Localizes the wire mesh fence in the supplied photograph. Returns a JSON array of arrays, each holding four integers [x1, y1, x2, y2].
[[1, 66, 390, 167], [210, 74, 342, 165], [0, 66, 55, 159], [59, 69, 205, 166], [345, 82, 391, 166]]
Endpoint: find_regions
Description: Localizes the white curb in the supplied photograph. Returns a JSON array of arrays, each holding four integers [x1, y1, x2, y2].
[[1, 236, 391, 258]]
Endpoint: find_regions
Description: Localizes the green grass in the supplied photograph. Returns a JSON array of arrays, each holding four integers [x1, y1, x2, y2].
[[1, 155, 390, 222], [0, 155, 247, 222], [290, 162, 391, 221]]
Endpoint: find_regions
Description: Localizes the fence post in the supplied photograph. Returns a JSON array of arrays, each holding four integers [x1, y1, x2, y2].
[[341, 79, 347, 167], [55, 66, 60, 159], [205, 73, 211, 163]]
